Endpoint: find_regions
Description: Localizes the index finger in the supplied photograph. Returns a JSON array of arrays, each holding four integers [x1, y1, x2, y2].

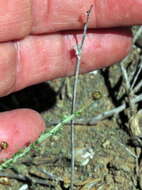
[[32, 0, 142, 33], [0, 0, 142, 41]]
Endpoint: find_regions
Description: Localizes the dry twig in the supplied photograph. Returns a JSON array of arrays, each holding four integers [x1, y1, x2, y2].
[[70, 5, 93, 189]]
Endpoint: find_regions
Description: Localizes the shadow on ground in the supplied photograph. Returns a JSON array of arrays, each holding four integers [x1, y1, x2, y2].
[[0, 82, 57, 112]]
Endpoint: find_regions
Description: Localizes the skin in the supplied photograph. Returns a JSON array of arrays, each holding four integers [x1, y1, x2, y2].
[[0, 0, 142, 160]]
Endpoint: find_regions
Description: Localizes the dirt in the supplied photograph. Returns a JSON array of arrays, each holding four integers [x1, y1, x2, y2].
[[0, 28, 141, 190]]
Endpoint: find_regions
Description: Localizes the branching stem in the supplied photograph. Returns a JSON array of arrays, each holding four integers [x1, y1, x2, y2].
[[70, 5, 93, 190]]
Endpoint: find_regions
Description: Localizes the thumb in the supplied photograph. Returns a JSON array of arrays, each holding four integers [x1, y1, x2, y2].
[[0, 109, 45, 161]]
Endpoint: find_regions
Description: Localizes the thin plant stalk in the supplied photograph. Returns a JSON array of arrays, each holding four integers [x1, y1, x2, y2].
[[70, 5, 93, 190]]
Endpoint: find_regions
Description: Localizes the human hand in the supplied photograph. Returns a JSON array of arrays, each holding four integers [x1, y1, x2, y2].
[[0, 0, 142, 161]]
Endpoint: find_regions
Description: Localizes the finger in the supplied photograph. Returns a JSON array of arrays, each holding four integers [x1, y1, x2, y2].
[[32, 0, 142, 33], [0, 0, 32, 41], [0, 109, 45, 161], [0, 28, 132, 96], [0, 0, 142, 41]]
